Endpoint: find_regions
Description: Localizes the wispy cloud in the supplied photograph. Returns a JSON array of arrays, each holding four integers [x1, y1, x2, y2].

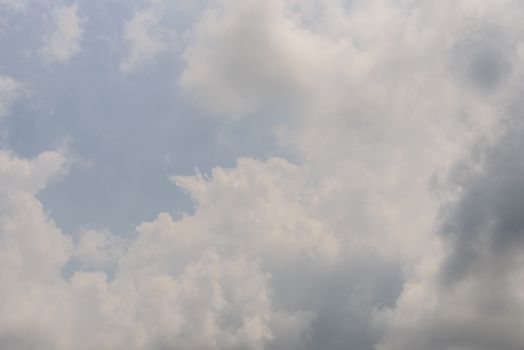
[[120, 7, 167, 72], [0, 75, 21, 118], [40, 4, 83, 64]]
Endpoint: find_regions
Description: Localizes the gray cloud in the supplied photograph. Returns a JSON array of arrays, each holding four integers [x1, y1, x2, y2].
[[377, 67, 524, 350], [440, 116, 524, 278], [450, 26, 515, 92]]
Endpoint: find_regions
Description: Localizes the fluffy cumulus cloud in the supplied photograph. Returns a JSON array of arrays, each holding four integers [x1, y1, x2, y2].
[[40, 4, 83, 64], [179, 0, 524, 348], [0, 153, 316, 349], [179, 0, 328, 116], [3, 0, 524, 349], [0, 150, 71, 347]]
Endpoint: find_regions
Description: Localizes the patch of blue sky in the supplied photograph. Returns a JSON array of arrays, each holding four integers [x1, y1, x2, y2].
[[1, 1, 291, 235]]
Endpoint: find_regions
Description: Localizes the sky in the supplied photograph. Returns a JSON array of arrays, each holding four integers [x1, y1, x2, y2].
[[1, 0, 524, 349]]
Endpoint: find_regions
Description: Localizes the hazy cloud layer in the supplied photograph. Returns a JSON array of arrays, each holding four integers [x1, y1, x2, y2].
[[1, 0, 524, 349]]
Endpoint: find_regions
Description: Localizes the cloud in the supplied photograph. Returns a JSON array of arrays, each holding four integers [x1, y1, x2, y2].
[[73, 229, 126, 272], [40, 4, 83, 64], [0, 154, 318, 349], [178, 0, 507, 269], [0, 150, 72, 335], [0, 150, 400, 349], [3, 0, 524, 349], [0, 0, 25, 11], [375, 116, 524, 350], [179, 0, 339, 117], [170, 157, 339, 264], [178, 0, 524, 348], [0, 76, 21, 118], [367, 3, 524, 348], [120, 7, 167, 72]]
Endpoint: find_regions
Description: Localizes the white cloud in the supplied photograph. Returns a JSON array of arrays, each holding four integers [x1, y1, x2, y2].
[[0, 154, 317, 349], [120, 8, 167, 72], [179, 0, 501, 267], [0, 76, 21, 118], [73, 229, 126, 271], [179, 0, 338, 117], [170, 157, 339, 264], [40, 4, 83, 64], [375, 229, 524, 350], [0, 150, 71, 290]]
